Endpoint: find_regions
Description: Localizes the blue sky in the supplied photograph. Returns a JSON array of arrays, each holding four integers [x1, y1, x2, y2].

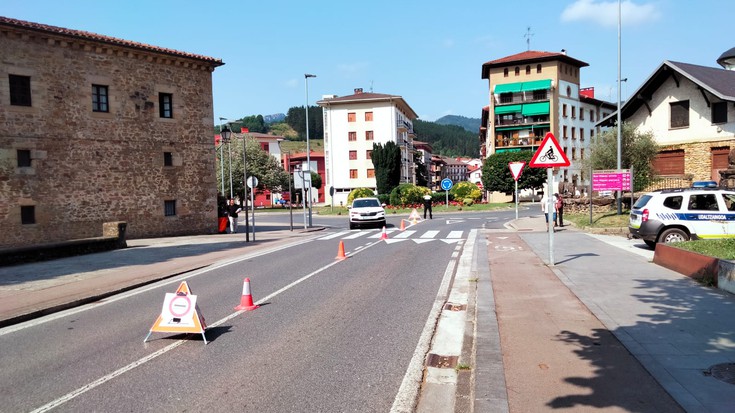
[[2, 0, 733, 122]]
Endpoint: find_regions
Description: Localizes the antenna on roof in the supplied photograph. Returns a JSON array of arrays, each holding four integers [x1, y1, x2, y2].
[[524, 27, 534, 51], [369, 80, 374, 93]]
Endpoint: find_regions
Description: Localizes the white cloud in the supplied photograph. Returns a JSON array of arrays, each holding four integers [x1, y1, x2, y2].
[[561, 0, 661, 28]]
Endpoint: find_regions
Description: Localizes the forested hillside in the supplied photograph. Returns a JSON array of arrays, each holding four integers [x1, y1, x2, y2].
[[413, 119, 478, 157], [435, 115, 481, 133]]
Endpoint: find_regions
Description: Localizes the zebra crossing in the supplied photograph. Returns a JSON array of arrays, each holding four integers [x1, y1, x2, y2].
[[316, 228, 465, 244]]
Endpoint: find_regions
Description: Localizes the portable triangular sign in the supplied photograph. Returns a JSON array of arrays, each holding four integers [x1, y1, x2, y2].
[[408, 208, 422, 222], [529, 132, 570, 168], [144, 281, 208, 345], [508, 161, 526, 181]]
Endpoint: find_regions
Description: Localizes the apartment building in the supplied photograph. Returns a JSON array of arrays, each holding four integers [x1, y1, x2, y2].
[[0, 16, 223, 248], [317, 88, 418, 206], [481, 50, 615, 189]]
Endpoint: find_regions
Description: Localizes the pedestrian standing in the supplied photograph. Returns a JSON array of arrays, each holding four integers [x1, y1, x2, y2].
[[423, 194, 433, 219], [541, 193, 556, 232], [555, 193, 564, 227], [226, 198, 242, 234]]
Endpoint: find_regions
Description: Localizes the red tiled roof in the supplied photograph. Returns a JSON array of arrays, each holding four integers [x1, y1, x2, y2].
[[319, 92, 399, 103], [0, 16, 223, 66], [481, 50, 588, 79]]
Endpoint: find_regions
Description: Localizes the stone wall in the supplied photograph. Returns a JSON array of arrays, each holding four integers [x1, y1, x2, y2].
[[0, 24, 220, 248], [661, 140, 735, 182]]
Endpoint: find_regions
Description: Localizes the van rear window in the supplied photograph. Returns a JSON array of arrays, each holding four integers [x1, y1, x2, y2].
[[662, 196, 683, 210], [633, 195, 652, 209]]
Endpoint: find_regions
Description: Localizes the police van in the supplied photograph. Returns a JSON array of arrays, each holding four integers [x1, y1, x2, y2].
[[629, 187, 735, 247]]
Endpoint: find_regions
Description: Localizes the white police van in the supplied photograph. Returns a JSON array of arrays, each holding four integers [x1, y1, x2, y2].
[[629, 187, 735, 247]]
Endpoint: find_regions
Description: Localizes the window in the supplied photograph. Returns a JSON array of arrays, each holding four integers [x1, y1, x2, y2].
[[590, 130, 595, 140], [572, 148, 576, 160], [532, 90, 546, 100], [9, 74, 32, 106], [581, 148, 585, 159], [21, 205, 35, 225], [348, 132, 357, 141], [590, 110, 595, 122], [571, 106, 576, 119], [571, 127, 576, 140], [159, 93, 173, 118], [536, 64, 542, 73], [349, 150, 357, 160], [366, 150, 372, 159], [365, 112, 373, 121], [500, 93, 513, 104], [670, 100, 689, 128], [503, 68, 509, 77], [17, 149, 31, 167], [525, 65, 531, 75], [563, 104, 567, 117], [663, 196, 683, 210], [92, 84, 109, 112], [260, 142, 270, 152], [367, 169, 375, 178], [164, 152, 173, 166], [514, 66, 520, 76], [348, 112, 356, 122], [566, 86, 571, 97], [164, 200, 177, 216], [712, 101, 727, 124], [349, 169, 358, 179], [563, 125, 568, 138], [365, 131, 374, 141], [579, 109, 584, 120], [688, 194, 718, 211], [580, 128, 585, 141]]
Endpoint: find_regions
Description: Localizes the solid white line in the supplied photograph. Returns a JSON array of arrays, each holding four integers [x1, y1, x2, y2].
[[390, 240, 460, 412]]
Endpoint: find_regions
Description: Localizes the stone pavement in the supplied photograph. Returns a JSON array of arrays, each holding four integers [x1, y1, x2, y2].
[[1, 215, 734, 412]]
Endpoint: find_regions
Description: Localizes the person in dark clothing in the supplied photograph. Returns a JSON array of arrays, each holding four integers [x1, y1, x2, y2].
[[555, 193, 564, 227], [423, 195, 433, 219], [226, 198, 242, 234]]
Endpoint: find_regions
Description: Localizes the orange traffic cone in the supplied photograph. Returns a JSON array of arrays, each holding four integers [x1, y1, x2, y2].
[[380, 226, 388, 240], [400, 219, 406, 231], [235, 278, 259, 311], [335, 240, 347, 260]]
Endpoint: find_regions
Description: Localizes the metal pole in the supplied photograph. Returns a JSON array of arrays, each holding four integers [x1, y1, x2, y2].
[[547, 169, 555, 266], [228, 140, 233, 199], [515, 179, 519, 219], [250, 177, 255, 241], [298, 167, 307, 230], [305, 74, 316, 227], [219, 145, 224, 196], [242, 135, 250, 242], [616, 0, 622, 215], [288, 157, 293, 231], [589, 165, 593, 225]]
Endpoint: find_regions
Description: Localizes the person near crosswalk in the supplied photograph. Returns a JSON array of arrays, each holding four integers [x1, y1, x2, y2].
[[422, 194, 433, 219]]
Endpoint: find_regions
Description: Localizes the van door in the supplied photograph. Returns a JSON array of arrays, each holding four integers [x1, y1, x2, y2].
[[686, 193, 727, 239]]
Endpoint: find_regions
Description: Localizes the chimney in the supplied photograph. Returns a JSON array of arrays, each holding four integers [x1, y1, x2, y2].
[[354, 88, 363, 94]]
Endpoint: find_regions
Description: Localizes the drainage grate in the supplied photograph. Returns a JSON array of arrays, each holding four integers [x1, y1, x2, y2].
[[444, 303, 466, 311], [426, 353, 458, 369], [705, 363, 735, 385]]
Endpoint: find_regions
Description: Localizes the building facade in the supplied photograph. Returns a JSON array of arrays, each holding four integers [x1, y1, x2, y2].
[[0, 16, 223, 248], [317, 89, 418, 206], [480, 50, 615, 189]]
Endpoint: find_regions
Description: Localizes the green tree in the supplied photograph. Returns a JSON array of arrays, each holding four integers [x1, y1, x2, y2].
[[389, 183, 426, 206], [414, 152, 429, 187], [482, 150, 546, 197], [413, 119, 479, 157], [218, 138, 290, 200], [581, 122, 659, 192], [450, 181, 482, 202], [347, 187, 377, 204], [285, 105, 323, 140], [371, 141, 402, 195]]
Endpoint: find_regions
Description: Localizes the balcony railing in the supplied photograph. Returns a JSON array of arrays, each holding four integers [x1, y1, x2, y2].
[[495, 117, 550, 127], [495, 135, 543, 148], [497, 94, 549, 105], [396, 120, 413, 133]]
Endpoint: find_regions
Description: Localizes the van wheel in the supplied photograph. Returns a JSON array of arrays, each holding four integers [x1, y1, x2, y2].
[[660, 228, 689, 244], [644, 240, 656, 248]]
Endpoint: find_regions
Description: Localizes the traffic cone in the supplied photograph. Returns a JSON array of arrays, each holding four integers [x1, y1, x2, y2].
[[400, 219, 406, 231], [335, 240, 347, 260], [380, 226, 388, 240], [235, 278, 259, 311]]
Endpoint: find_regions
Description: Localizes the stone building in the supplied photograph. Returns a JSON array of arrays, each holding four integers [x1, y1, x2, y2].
[[0, 16, 223, 248]]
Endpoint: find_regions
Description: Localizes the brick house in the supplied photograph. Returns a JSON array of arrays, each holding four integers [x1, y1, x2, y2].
[[0, 16, 223, 248]]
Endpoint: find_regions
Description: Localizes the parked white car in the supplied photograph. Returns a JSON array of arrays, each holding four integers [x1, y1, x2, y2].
[[629, 187, 735, 247], [348, 197, 386, 230]]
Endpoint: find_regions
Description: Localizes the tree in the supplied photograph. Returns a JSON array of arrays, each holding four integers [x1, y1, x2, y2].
[[218, 138, 290, 200], [285, 105, 323, 140], [582, 122, 659, 192], [371, 141, 402, 195], [482, 150, 546, 197], [414, 152, 429, 187]]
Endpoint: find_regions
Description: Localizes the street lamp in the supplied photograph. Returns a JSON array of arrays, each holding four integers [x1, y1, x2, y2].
[[305, 73, 316, 227], [220, 117, 234, 199]]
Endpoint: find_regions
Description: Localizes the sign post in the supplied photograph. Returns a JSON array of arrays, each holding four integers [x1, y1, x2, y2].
[[529, 132, 570, 266], [441, 178, 453, 208], [247, 176, 258, 241], [509, 161, 526, 219]]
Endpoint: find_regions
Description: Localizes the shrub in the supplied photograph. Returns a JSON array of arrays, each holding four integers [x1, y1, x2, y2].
[[463, 198, 474, 206], [450, 182, 482, 202], [377, 193, 390, 206], [390, 183, 427, 206], [347, 188, 376, 204]]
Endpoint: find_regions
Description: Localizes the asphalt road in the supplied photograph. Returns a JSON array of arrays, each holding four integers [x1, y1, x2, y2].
[[0, 209, 521, 412]]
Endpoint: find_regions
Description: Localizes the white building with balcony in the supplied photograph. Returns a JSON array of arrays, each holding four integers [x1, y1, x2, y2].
[[317, 88, 418, 206]]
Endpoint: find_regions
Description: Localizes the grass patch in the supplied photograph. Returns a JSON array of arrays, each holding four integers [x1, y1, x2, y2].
[[564, 211, 630, 229], [670, 239, 735, 260], [455, 363, 471, 372]]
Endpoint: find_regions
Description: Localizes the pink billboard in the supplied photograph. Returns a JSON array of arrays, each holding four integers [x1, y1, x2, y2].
[[592, 170, 632, 191]]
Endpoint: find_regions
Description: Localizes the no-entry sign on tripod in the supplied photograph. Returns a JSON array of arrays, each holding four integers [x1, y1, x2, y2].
[[529, 132, 570, 266], [508, 161, 526, 220]]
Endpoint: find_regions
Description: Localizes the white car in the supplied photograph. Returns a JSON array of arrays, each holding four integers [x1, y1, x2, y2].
[[348, 197, 386, 230], [629, 187, 735, 247]]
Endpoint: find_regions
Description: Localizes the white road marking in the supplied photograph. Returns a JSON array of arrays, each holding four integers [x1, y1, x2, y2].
[[318, 231, 351, 240], [447, 231, 463, 239], [420, 230, 440, 239], [394, 230, 416, 239], [342, 231, 372, 239]]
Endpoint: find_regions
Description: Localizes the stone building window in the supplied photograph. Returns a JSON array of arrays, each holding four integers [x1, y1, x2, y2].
[[159, 93, 173, 118], [9, 74, 32, 106], [712, 101, 727, 124], [164, 152, 173, 166], [17, 149, 31, 167], [21, 206, 35, 225], [92, 84, 109, 112], [164, 200, 177, 216]]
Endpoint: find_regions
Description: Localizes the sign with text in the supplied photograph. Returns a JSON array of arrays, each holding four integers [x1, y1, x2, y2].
[[592, 170, 632, 191]]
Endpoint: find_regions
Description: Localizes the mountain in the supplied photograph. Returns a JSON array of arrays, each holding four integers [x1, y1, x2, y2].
[[435, 115, 481, 133], [264, 113, 286, 123]]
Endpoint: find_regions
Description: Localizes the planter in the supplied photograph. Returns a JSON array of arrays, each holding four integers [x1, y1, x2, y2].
[[653, 243, 719, 286], [718, 260, 735, 295]]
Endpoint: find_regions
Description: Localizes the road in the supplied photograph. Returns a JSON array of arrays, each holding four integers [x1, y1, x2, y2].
[[0, 208, 525, 412]]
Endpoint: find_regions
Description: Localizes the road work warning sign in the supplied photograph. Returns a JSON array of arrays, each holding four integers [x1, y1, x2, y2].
[[144, 281, 208, 344]]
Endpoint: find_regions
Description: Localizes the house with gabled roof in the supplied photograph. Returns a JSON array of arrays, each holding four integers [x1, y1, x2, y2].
[[599, 51, 735, 184]]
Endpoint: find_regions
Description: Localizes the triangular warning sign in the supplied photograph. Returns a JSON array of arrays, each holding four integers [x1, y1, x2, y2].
[[529, 132, 570, 168], [144, 281, 208, 344], [508, 161, 526, 181], [408, 208, 422, 223]]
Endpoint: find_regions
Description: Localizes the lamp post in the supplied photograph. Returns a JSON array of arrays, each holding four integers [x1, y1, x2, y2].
[[219, 117, 233, 199], [305, 73, 316, 227], [616, 0, 622, 214]]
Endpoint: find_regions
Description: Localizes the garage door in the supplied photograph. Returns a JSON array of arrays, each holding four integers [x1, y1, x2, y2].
[[653, 149, 685, 175]]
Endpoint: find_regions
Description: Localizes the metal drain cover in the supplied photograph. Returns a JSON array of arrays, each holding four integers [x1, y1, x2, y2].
[[706, 363, 735, 385], [444, 303, 466, 311], [426, 353, 458, 369]]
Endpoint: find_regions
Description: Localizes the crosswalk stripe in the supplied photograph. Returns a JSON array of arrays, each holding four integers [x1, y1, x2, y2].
[[447, 231, 463, 239], [394, 230, 416, 239], [318, 231, 351, 240], [368, 229, 398, 239], [343, 231, 372, 239], [420, 230, 440, 239]]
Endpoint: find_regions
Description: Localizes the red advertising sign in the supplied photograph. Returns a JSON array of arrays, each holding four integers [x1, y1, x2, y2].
[[592, 170, 632, 191]]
